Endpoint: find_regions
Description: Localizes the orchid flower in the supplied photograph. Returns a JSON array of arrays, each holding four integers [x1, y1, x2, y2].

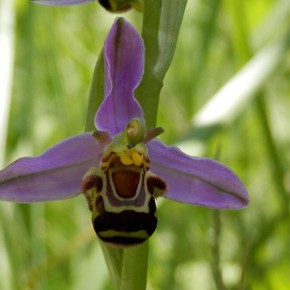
[[32, 0, 144, 12], [0, 18, 248, 247]]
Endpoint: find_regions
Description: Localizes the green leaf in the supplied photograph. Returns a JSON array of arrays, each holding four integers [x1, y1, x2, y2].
[[136, 0, 187, 127], [85, 51, 104, 132]]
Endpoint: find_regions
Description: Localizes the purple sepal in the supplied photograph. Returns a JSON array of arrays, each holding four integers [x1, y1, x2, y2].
[[95, 18, 144, 135], [0, 133, 103, 202], [148, 140, 249, 209]]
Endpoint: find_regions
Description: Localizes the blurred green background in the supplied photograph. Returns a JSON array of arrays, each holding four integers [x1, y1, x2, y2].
[[1, 0, 290, 289]]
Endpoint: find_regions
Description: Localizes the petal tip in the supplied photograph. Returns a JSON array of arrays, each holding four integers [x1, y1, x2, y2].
[[148, 140, 250, 210]]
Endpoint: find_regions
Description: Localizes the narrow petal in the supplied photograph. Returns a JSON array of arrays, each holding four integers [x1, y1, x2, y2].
[[32, 0, 95, 6], [148, 140, 249, 209], [95, 18, 144, 135], [0, 133, 108, 202]]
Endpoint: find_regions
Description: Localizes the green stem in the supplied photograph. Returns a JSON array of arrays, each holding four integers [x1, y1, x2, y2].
[[120, 243, 149, 290], [100, 243, 123, 290], [211, 210, 225, 290]]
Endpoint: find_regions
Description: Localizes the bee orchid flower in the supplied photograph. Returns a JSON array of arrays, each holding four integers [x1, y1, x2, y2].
[[0, 18, 249, 246]]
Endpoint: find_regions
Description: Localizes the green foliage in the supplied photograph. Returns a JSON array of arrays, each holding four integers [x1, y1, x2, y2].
[[1, 0, 290, 289]]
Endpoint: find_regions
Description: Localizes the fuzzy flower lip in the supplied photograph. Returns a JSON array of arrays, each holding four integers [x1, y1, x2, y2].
[[0, 18, 249, 209]]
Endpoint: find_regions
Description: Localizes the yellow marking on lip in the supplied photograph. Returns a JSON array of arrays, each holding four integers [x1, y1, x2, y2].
[[120, 153, 134, 165], [119, 148, 144, 167], [132, 150, 143, 166]]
